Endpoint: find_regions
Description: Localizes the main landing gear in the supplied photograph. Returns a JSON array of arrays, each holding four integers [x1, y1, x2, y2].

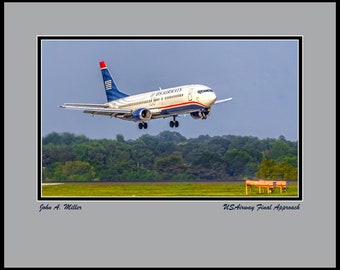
[[138, 122, 148, 129], [169, 116, 179, 128]]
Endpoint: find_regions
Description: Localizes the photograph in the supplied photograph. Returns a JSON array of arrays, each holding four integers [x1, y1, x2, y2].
[[38, 37, 301, 200]]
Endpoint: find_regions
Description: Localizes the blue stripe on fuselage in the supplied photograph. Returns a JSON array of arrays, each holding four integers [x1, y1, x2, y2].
[[159, 104, 205, 116]]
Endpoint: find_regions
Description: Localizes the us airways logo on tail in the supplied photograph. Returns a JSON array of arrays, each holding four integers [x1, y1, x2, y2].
[[59, 61, 232, 130], [104, 80, 112, 91]]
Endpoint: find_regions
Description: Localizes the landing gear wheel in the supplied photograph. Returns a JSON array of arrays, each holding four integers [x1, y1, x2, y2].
[[138, 122, 148, 129], [170, 115, 179, 128]]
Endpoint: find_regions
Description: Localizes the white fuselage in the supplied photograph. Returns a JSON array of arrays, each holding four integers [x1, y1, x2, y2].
[[106, 84, 217, 119]]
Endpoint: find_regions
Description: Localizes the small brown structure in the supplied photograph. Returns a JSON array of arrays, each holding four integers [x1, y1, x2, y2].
[[245, 180, 288, 195]]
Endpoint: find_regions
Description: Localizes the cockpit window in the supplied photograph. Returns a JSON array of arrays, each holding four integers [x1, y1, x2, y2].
[[197, 89, 213, 94]]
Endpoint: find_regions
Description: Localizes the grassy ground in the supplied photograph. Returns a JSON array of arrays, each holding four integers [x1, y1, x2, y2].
[[41, 182, 298, 198]]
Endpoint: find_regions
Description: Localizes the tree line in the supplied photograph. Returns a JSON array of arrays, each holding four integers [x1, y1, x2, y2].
[[41, 131, 298, 182]]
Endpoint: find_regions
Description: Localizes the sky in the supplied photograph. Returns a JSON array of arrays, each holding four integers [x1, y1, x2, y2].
[[41, 38, 299, 142]]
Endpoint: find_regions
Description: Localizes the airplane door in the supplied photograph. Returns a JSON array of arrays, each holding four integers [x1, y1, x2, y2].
[[188, 88, 193, 101], [150, 93, 156, 106]]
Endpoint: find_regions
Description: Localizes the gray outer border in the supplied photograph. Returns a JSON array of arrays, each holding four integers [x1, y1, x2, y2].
[[5, 3, 335, 267]]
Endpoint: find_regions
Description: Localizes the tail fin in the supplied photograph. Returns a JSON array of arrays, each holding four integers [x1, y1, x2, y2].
[[99, 61, 129, 102]]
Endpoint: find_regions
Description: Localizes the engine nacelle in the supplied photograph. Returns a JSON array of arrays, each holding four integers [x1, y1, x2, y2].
[[132, 108, 152, 121], [190, 108, 210, 120]]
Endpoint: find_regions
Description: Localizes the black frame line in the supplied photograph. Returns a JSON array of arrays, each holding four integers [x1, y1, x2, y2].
[[37, 35, 303, 201]]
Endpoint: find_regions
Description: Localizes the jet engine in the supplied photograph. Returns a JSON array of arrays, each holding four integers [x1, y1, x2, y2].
[[132, 108, 152, 121], [190, 108, 210, 120]]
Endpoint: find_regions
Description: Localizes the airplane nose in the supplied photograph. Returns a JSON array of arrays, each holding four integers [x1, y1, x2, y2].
[[208, 92, 217, 105]]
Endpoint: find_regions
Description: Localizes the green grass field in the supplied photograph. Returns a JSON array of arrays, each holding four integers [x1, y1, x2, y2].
[[41, 182, 298, 198]]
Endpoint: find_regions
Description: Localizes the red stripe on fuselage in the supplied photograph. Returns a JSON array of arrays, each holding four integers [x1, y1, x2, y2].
[[160, 101, 206, 110]]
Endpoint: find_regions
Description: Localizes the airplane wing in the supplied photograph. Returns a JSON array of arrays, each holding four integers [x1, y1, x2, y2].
[[59, 103, 132, 118], [214, 97, 233, 104]]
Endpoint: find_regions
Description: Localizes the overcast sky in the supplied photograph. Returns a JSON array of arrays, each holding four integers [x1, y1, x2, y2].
[[41, 38, 299, 141]]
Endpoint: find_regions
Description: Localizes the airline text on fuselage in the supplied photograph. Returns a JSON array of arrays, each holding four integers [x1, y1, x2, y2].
[[155, 87, 183, 96]]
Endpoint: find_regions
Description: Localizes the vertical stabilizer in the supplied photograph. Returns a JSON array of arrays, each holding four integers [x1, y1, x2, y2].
[[99, 61, 129, 102]]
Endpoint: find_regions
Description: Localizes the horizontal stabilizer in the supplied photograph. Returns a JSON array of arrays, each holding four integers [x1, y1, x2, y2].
[[214, 97, 232, 104]]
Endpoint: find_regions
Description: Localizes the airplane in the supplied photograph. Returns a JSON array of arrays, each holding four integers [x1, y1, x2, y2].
[[59, 61, 232, 129]]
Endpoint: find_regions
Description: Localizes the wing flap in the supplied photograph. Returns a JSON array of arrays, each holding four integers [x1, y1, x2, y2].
[[63, 103, 109, 107], [83, 110, 130, 118]]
